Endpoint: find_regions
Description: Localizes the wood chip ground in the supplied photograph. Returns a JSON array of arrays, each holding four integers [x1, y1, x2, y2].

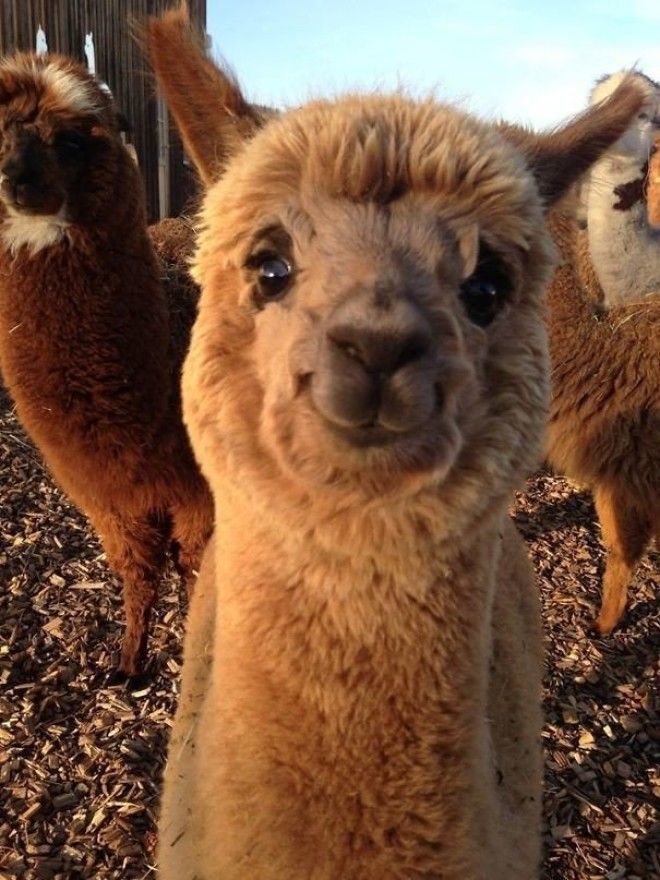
[[1, 391, 658, 879]]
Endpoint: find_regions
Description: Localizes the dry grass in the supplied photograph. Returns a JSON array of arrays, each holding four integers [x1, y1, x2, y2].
[[0, 389, 657, 880]]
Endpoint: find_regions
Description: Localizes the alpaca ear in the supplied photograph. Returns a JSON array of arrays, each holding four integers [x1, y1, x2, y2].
[[499, 75, 645, 208], [142, 3, 265, 187]]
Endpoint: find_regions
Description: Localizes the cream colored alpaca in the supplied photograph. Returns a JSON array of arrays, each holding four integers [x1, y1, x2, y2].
[[145, 10, 644, 879], [580, 71, 660, 306]]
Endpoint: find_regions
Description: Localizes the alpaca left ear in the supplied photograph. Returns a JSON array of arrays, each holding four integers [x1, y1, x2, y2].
[[500, 74, 645, 208], [142, 3, 266, 187]]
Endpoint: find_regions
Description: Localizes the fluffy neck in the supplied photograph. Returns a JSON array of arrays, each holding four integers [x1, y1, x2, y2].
[[0, 157, 165, 442], [213, 474, 503, 682], [205, 483, 504, 877], [587, 155, 660, 306]]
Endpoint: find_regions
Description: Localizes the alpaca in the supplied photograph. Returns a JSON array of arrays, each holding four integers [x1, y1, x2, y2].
[[545, 209, 659, 635], [0, 53, 213, 680], [146, 9, 644, 879], [541, 75, 660, 633], [579, 71, 660, 307]]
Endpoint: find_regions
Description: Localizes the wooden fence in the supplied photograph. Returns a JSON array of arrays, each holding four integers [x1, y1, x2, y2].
[[0, 0, 206, 221]]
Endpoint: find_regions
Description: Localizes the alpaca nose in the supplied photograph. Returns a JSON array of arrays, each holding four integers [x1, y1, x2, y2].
[[327, 323, 432, 377], [311, 292, 438, 439], [0, 156, 35, 206]]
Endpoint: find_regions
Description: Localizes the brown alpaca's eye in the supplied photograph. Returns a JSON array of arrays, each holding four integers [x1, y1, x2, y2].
[[56, 132, 86, 161], [459, 278, 502, 327], [459, 242, 512, 328], [253, 256, 292, 306]]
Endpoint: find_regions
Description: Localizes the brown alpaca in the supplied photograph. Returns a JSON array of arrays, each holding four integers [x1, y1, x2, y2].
[[146, 10, 644, 878], [545, 210, 659, 635], [0, 53, 212, 680]]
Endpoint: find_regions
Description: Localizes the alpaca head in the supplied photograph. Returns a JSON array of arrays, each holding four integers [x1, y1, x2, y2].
[[146, 8, 645, 508], [0, 53, 129, 252], [591, 71, 660, 165]]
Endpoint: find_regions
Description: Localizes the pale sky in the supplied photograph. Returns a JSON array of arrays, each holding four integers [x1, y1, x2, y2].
[[206, 0, 659, 129]]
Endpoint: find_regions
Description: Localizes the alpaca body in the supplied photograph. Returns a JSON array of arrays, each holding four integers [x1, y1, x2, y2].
[[161, 512, 542, 880], [0, 54, 212, 676], [145, 8, 645, 876], [547, 211, 660, 633]]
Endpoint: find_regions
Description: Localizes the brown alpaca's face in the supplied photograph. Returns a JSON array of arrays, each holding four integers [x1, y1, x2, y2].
[[189, 98, 553, 495], [0, 54, 120, 229], [242, 206, 496, 484]]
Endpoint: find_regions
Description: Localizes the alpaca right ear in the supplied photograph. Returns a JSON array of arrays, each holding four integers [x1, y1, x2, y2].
[[143, 3, 264, 187], [499, 75, 645, 207]]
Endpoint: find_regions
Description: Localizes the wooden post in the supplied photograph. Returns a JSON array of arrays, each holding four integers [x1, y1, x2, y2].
[[156, 92, 171, 220]]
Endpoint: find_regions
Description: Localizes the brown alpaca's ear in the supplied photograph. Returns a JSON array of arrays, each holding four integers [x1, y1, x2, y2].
[[500, 75, 645, 207], [143, 3, 265, 187]]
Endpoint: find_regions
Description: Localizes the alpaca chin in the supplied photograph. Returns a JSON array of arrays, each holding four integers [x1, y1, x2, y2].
[[1, 206, 70, 256], [261, 391, 464, 498]]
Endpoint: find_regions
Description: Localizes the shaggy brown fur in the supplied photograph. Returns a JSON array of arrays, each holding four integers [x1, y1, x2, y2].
[[146, 9, 645, 878], [574, 219, 606, 303], [546, 211, 659, 634], [0, 53, 212, 679], [148, 215, 199, 371]]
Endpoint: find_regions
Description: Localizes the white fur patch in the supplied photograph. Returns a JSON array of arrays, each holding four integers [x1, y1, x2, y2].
[[0, 55, 100, 116], [41, 65, 100, 115], [1, 208, 70, 256]]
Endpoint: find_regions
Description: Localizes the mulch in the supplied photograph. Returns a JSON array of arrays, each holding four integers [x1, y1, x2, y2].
[[1, 391, 658, 880]]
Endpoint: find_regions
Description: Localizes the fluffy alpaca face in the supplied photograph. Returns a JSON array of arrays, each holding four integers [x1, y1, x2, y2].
[[146, 8, 644, 503], [0, 53, 123, 251], [188, 97, 554, 497]]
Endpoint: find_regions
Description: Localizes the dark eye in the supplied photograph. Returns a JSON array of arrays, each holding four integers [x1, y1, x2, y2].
[[459, 278, 502, 327], [252, 255, 293, 307], [56, 132, 86, 160], [459, 242, 511, 328], [638, 112, 649, 120]]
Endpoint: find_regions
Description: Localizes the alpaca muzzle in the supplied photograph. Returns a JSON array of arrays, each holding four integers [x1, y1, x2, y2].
[[0, 139, 65, 216], [310, 291, 439, 444]]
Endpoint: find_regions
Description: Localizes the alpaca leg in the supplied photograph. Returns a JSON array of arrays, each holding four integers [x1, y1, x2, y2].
[[98, 514, 170, 677], [593, 486, 651, 635], [169, 484, 214, 594]]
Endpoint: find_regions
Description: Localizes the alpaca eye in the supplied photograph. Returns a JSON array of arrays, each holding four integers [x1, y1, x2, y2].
[[459, 278, 503, 328], [56, 132, 85, 160], [459, 241, 511, 328], [638, 112, 648, 120], [253, 256, 292, 306]]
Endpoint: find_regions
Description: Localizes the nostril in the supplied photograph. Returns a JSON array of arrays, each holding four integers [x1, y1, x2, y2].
[[394, 333, 431, 371], [1, 160, 23, 185], [328, 324, 432, 376], [330, 335, 366, 367], [13, 183, 29, 206]]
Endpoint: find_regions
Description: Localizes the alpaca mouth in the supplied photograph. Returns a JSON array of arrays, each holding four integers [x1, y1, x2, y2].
[[324, 418, 413, 449], [0, 177, 64, 217], [308, 382, 446, 451]]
